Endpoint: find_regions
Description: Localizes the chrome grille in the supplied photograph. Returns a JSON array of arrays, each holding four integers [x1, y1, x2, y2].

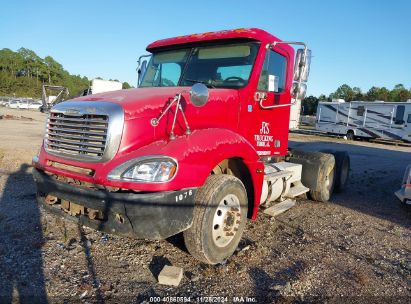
[[44, 101, 124, 163], [46, 113, 109, 159]]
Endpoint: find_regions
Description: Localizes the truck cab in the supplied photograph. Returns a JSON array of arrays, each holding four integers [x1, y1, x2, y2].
[[33, 28, 347, 264]]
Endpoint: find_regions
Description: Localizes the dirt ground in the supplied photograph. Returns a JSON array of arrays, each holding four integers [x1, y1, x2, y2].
[[0, 107, 410, 303]]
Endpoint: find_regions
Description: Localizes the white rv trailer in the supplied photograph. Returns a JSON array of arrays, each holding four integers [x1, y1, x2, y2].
[[81, 79, 123, 96], [316, 100, 411, 142]]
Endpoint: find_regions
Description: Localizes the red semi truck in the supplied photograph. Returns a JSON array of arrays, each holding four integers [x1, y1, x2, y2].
[[33, 28, 349, 264]]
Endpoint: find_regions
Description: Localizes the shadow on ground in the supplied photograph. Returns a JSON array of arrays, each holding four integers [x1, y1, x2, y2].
[[0, 164, 47, 303], [289, 140, 411, 228]]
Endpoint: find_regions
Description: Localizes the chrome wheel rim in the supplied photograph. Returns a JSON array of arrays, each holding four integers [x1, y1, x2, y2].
[[212, 194, 241, 247]]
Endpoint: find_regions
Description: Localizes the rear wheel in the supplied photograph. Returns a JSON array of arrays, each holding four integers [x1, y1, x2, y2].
[[289, 150, 336, 202], [183, 174, 248, 264], [320, 150, 350, 193], [309, 158, 335, 202], [332, 151, 350, 192]]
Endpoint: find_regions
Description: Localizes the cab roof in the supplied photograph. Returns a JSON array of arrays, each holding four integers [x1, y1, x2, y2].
[[146, 28, 283, 51]]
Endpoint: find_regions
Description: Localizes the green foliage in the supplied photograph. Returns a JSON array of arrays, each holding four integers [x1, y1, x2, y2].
[[330, 84, 357, 101], [2, 47, 408, 109], [122, 82, 133, 89], [318, 94, 329, 102], [327, 83, 411, 103], [0, 48, 132, 98], [0, 48, 90, 98], [301, 95, 319, 115]]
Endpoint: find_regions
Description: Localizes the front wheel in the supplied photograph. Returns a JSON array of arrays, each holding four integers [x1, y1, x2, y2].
[[183, 174, 248, 264]]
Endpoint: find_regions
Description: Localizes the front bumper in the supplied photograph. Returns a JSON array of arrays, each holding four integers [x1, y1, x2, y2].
[[33, 169, 197, 239]]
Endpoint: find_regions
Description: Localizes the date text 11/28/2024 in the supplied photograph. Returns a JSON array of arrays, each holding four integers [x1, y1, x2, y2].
[[148, 296, 257, 303]]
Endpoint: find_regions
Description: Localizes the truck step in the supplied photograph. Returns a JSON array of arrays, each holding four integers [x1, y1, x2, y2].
[[285, 183, 310, 198], [263, 199, 296, 217]]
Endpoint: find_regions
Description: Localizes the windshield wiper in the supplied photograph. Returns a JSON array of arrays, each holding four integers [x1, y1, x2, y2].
[[181, 78, 216, 88]]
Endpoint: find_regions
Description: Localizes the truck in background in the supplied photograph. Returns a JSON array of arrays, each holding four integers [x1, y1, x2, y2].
[[316, 100, 411, 142], [80, 79, 123, 96], [33, 28, 350, 264]]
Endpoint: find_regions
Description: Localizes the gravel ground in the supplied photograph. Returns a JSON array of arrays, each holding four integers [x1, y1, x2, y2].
[[0, 107, 410, 303]]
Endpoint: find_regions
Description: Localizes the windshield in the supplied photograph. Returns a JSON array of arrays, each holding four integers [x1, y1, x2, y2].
[[140, 42, 260, 89]]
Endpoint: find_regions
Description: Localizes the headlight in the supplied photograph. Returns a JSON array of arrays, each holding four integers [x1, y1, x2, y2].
[[123, 161, 176, 182], [108, 157, 177, 183]]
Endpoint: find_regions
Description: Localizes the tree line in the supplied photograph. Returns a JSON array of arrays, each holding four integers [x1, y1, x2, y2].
[[302, 84, 411, 115], [0, 48, 133, 99], [1, 47, 409, 114]]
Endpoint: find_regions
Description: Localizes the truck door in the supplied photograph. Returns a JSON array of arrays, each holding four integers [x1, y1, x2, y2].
[[241, 47, 292, 157]]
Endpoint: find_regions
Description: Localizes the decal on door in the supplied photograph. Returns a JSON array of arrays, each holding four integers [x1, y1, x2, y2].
[[260, 122, 270, 134], [255, 121, 273, 155]]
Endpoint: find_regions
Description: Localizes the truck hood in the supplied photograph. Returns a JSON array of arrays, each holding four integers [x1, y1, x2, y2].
[[74, 87, 237, 120], [47, 86, 241, 161]]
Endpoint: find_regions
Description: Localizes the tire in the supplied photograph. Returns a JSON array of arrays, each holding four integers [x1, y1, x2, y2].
[[289, 150, 336, 202], [183, 174, 248, 264], [346, 130, 354, 140], [320, 150, 350, 193]]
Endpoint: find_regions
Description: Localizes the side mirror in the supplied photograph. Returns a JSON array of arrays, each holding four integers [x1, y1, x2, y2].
[[189, 83, 209, 107], [294, 48, 311, 82], [292, 82, 307, 100], [137, 60, 148, 86]]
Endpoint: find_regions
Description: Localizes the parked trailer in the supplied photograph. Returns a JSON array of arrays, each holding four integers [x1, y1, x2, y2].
[[33, 28, 350, 264], [80, 79, 123, 96], [316, 101, 411, 142]]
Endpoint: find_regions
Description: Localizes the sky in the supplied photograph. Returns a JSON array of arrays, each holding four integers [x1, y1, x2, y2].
[[0, 0, 410, 96]]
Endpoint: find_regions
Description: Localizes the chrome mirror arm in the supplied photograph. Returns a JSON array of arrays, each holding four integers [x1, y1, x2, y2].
[[150, 91, 191, 140], [150, 94, 179, 127], [178, 101, 191, 136], [137, 54, 152, 86], [136, 54, 151, 69]]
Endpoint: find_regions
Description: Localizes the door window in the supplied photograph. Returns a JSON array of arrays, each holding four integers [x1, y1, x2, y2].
[[257, 50, 287, 92], [357, 106, 365, 116], [395, 105, 405, 124]]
